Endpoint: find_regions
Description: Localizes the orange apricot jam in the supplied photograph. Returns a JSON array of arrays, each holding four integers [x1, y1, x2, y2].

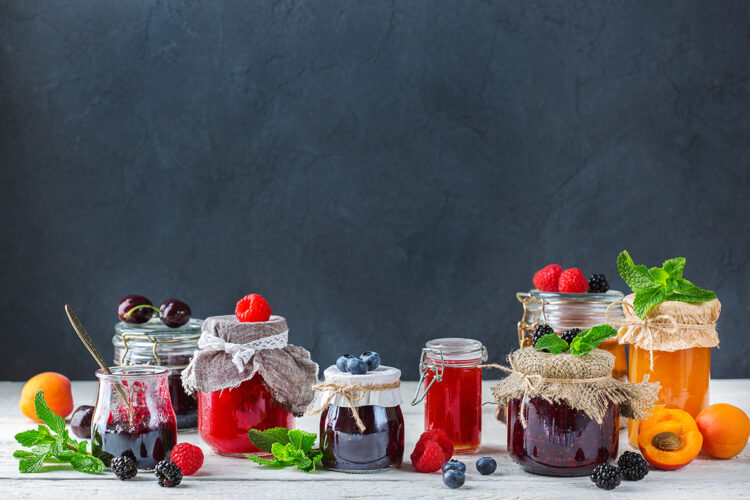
[[598, 339, 628, 381]]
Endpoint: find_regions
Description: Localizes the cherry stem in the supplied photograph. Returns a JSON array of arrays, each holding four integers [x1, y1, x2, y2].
[[124, 304, 162, 318]]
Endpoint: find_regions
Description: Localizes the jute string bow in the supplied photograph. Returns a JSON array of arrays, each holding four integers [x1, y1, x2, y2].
[[306, 381, 401, 432], [480, 362, 612, 428]]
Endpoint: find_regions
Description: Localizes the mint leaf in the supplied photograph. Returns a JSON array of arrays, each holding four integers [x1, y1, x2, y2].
[[246, 454, 280, 466], [533, 334, 569, 354], [648, 267, 669, 285], [70, 453, 105, 474], [34, 391, 66, 435], [569, 325, 618, 356], [271, 442, 296, 464], [15, 430, 51, 447], [13, 450, 35, 458], [632, 285, 670, 318], [617, 250, 656, 292], [288, 429, 317, 454], [294, 456, 312, 471], [19, 454, 48, 473], [248, 427, 290, 452], [667, 278, 717, 303], [662, 257, 686, 278]]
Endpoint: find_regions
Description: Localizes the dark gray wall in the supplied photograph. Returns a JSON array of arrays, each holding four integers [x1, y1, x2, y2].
[[1, 1, 748, 381]]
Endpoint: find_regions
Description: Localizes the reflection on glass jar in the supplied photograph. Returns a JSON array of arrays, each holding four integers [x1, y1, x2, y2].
[[113, 318, 201, 429], [91, 366, 177, 470], [508, 397, 619, 476]]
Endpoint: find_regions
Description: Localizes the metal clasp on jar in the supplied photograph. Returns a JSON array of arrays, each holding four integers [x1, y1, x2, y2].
[[116, 332, 190, 370]]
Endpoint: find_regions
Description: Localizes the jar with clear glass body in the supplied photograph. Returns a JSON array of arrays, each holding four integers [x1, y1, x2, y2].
[[508, 397, 619, 476], [319, 366, 404, 472], [198, 373, 295, 456], [91, 366, 178, 470], [517, 290, 627, 381], [113, 318, 201, 429], [411, 338, 487, 454]]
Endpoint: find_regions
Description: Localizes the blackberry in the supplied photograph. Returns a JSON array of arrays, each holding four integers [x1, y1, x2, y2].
[[155, 460, 183, 487], [561, 328, 581, 344], [531, 324, 555, 348], [618, 451, 649, 481], [111, 454, 137, 480], [588, 274, 609, 293], [591, 463, 621, 490]]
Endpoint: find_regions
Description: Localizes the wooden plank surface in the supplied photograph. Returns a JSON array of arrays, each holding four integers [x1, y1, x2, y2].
[[0, 380, 748, 499]]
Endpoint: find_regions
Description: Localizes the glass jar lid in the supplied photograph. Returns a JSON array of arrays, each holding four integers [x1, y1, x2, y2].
[[425, 338, 485, 360], [528, 289, 624, 304], [113, 318, 202, 369]]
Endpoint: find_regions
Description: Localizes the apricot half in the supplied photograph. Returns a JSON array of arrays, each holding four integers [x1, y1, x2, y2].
[[638, 408, 702, 470], [695, 403, 750, 459]]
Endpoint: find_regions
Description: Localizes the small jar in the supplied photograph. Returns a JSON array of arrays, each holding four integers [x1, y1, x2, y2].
[[91, 366, 177, 470], [508, 397, 619, 476], [113, 318, 202, 429], [318, 366, 405, 472], [517, 290, 628, 381], [411, 338, 487, 454], [198, 374, 295, 456]]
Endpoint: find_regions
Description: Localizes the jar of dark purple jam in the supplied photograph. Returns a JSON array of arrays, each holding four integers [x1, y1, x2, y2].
[[113, 318, 201, 430], [507, 397, 619, 476], [318, 365, 404, 473]]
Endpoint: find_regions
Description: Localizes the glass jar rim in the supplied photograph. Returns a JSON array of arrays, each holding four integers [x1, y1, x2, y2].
[[114, 317, 202, 338], [425, 337, 484, 356], [96, 365, 170, 380], [528, 289, 624, 303]]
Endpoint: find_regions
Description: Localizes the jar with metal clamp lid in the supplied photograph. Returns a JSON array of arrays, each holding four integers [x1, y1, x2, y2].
[[411, 338, 487, 454], [113, 318, 202, 429]]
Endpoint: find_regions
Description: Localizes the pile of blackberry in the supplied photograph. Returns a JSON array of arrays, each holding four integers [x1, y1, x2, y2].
[[590, 452, 649, 490]]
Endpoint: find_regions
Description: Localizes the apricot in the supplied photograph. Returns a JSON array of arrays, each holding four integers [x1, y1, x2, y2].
[[695, 403, 750, 459], [638, 407, 702, 470], [19, 372, 74, 422]]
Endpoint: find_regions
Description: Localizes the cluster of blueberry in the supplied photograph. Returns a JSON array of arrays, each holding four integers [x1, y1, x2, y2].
[[335, 351, 381, 374], [442, 457, 497, 489]]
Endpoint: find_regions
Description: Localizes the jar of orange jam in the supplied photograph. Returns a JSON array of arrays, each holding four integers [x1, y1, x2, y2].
[[517, 290, 628, 381], [411, 338, 487, 454], [618, 295, 720, 447]]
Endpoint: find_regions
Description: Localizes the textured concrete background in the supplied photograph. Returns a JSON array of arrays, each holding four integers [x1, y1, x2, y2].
[[1, 1, 748, 380]]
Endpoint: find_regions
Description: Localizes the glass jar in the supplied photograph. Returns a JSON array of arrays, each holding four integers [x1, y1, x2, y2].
[[517, 290, 627, 381], [113, 318, 201, 430], [91, 366, 178, 470], [508, 397, 619, 476], [412, 338, 487, 454], [198, 373, 295, 456], [319, 366, 405, 472], [627, 346, 710, 446]]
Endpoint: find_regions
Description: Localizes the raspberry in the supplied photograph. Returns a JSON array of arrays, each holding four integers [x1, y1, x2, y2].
[[533, 264, 562, 292], [558, 268, 589, 293], [169, 443, 204, 476], [411, 440, 446, 473], [422, 428, 454, 460], [235, 293, 272, 322]]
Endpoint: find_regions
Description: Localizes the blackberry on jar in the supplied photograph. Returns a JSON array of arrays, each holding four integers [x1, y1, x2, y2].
[[561, 328, 581, 344], [588, 274, 609, 293], [531, 324, 555, 348]]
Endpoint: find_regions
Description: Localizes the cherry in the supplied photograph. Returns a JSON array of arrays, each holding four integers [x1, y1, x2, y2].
[[159, 299, 191, 328], [70, 405, 94, 439], [118, 295, 154, 324]]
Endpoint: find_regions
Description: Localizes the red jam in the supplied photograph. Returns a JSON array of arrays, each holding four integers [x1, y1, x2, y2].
[[198, 373, 294, 456], [507, 397, 619, 476], [424, 365, 482, 453]]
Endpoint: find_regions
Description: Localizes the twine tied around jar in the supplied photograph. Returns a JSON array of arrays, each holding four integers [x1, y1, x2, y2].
[[480, 362, 613, 428], [306, 381, 401, 432]]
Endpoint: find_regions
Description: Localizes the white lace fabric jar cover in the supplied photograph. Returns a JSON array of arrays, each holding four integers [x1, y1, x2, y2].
[[318, 365, 403, 408]]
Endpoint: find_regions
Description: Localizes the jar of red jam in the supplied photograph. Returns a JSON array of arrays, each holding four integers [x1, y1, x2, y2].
[[317, 365, 405, 472], [411, 338, 487, 454], [91, 366, 177, 470], [113, 318, 201, 429]]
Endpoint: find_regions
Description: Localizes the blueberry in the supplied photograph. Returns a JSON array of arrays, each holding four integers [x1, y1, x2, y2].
[[442, 459, 466, 473], [336, 355, 354, 372], [359, 351, 381, 371], [476, 457, 497, 475], [442, 469, 465, 489], [345, 357, 368, 375]]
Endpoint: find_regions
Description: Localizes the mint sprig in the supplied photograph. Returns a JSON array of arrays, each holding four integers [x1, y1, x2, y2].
[[246, 427, 322, 473], [617, 250, 716, 318], [534, 325, 617, 357], [14, 391, 105, 474]]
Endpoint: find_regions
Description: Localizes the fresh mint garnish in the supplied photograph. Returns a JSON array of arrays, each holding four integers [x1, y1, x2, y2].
[[246, 427, 323, 473], [617, 250, 716, 318], [13, 391, 105, 474], [534, 325, 617, 357]]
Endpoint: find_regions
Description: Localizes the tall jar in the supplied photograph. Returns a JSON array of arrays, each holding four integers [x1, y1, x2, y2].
[[182, 314, 319, 457], [113, 318, 201, 429], [517, 290, 627, 381], [91, 366, 177, 470], [316, 365, 405, 472], [411, 338, 487, 454], [619, 295, 720, 447]]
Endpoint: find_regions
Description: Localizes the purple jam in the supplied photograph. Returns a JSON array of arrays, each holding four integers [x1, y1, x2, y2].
[[165, 356, 197, 429], [320, 405, 404, 472], [92, 420, 177, 470], [507, 397, 619, 476]]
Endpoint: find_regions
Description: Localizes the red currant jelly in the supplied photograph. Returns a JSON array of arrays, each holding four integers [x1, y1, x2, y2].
[[198, 373, 294, 456], [507, 397, 619, 476]]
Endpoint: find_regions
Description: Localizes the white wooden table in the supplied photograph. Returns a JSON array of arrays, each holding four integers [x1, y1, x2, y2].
[[0, 380, 748, 499]]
